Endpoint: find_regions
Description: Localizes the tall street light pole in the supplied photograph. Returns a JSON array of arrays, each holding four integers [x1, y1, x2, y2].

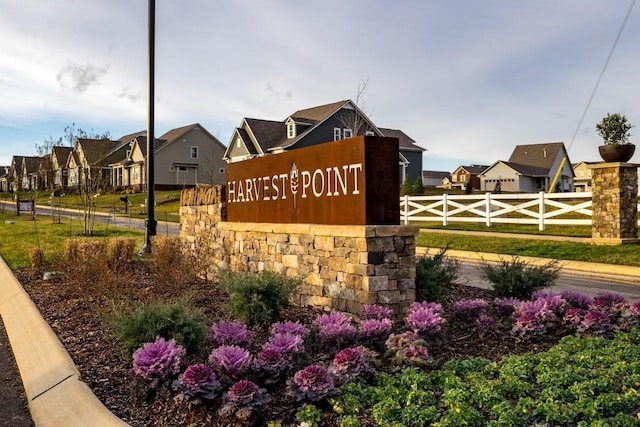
[[142, 0, 157, 253]]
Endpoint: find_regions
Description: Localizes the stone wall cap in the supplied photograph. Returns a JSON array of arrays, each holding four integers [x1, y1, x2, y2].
[[588, 162, 640, 169]]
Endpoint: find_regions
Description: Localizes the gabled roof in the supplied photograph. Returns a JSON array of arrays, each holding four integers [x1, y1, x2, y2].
[[155, 123, 226, 154], [76, 138, 118, 165], [276, 100, 382, 151], [289, 100, 347, 123], [52, 146, 73, 163], [379, 128, 425, 152], [23, 156, 42, 174], [422, 170, 451, 179], [480, 160, 549, 177], [456, 164, 489, 175], [117, 130, 146, 143], [508, 142, 566, 170], [244, 118, 286, 152]]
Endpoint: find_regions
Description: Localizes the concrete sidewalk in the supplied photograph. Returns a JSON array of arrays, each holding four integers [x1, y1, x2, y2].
[[0, 256, 128, 427]]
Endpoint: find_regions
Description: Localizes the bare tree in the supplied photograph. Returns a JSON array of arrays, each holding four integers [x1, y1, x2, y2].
[[74, 139, 114, 235], [338, 78, 374, 137]]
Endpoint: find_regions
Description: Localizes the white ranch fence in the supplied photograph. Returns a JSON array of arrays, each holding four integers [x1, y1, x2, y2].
[[400, 192, 598, 230]]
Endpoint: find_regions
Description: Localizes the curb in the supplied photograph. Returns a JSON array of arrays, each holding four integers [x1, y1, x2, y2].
[[0, 256, 128, 427]]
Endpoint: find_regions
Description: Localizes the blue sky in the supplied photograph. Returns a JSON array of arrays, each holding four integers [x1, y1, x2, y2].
[[1, 1, 638, 172]]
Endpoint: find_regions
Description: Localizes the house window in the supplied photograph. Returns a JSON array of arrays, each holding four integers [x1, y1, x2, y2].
[[365, 130, 375, 136], [333, 127, 341, 141], [191, 146, 198, 159], [126, 149, 131, 158], [169, 165, 175, 172], [287, 122, 295, 139], [343, 128, 353, 139], [178, 166, 188, 172]]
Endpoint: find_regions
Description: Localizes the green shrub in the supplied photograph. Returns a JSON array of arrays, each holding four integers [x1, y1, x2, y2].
[[415, 247, 460, 302], [107, 299, 206, 355], [400, 175, 413, 196], [412, 176, 425, 195], [480, 257, 560, 299], [221, 270, 300, 326]]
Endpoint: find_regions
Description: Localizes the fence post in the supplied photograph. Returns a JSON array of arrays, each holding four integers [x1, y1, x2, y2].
[[442, 193, 448, 226], [403, 194, 409, 225], [485, 192, 491, 227], [538, 191, 545, 231]]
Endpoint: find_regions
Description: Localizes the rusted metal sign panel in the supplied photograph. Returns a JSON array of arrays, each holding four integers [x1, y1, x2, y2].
[[225, 136, 399, 225]]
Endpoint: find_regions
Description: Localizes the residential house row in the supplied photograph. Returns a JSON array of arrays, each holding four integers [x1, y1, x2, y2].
[[424, 142, 589, 193], [0, 100, 426, 194], [1, 123, 227, 194]]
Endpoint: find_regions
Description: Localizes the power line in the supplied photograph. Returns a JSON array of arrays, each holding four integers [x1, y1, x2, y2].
[[567, 0, 636, 153]]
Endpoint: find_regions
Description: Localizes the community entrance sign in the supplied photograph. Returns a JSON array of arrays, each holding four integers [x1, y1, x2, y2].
[[225, 136, 400, 225]]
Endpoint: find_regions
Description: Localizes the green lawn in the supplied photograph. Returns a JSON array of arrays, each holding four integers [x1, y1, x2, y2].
[[418, 231, 640, 266]]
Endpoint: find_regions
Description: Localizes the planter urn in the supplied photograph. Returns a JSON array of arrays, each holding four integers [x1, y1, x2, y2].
[[598, 144, 635, 163]]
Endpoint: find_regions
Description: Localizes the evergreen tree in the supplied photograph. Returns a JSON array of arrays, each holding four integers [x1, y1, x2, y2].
[[412, 176, 425, 195], [400, 175, 413, 196]]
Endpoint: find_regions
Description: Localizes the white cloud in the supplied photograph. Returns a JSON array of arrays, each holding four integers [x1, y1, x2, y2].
[[1, 0, 639, 169]]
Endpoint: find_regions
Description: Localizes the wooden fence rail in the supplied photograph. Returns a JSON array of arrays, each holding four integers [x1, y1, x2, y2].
[[400, 192, 599, 230]]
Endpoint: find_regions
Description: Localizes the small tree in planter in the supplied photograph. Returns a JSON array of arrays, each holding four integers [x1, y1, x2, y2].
[[596, 113, 635, 162]]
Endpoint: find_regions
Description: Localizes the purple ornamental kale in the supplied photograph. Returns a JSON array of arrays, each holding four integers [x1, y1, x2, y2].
[[385, 330, 423, 350], [405, 303, 445, 335], [475, 314, 498, 337], [590, 292, 627, 310], [359, 318, 394, 341], [360, 304, 395, 320], [409, 301, 444, 315], [328, 347, 373, 382], [132, 336, 185, 381], [453, 298, 489, 322], [494, 297, 520, 317], [559, 291, 592, 310], [511, 312, 546, 338], [208, 345, 252, 381], [515, 299, 557, 325], [172, 363, 221, 401], [252, 347, 294, 383], [385, 330, 430, 366], [265, 332, 304, 355], [563, 308, 585, 328], [579, 310, 612, 336], [270, 320, 310, 338], [287, 364, 336, 402], [210, 320, 255, 348], [533, 293, 567, 315], [313, 312, 356, 346], [628, 301, 640, 316], [219, 379, 270, 420], [400, 344, 430, 365]]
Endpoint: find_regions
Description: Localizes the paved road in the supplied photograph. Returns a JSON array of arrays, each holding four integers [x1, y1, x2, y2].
[[1, 201, 180, 235], [458, 261, 640, 302]]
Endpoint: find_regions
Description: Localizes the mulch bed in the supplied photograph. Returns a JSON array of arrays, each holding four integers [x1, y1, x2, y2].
[[16, 263, 562, 426]]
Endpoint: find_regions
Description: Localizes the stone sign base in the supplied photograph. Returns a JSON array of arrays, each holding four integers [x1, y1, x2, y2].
[[588, 162, 639, 245], [181, 204, 418, 316]]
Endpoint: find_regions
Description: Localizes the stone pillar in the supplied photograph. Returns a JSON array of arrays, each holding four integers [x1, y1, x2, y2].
[[589, 162, 639, 245]]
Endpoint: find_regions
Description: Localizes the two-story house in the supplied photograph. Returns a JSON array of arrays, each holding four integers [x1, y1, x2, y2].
[[223, 100, 425, 185], [479, 142, 574, 192], [572, 161, 598, 192], [446, 164, 489, 190]]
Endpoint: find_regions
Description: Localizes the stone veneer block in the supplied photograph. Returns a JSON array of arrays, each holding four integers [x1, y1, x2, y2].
[[179, 206, 419, 315], [588, 162, 639, 245]]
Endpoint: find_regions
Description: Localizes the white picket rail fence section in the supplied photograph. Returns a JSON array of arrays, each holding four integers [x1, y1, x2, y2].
[[400, 192, 596, 230]]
